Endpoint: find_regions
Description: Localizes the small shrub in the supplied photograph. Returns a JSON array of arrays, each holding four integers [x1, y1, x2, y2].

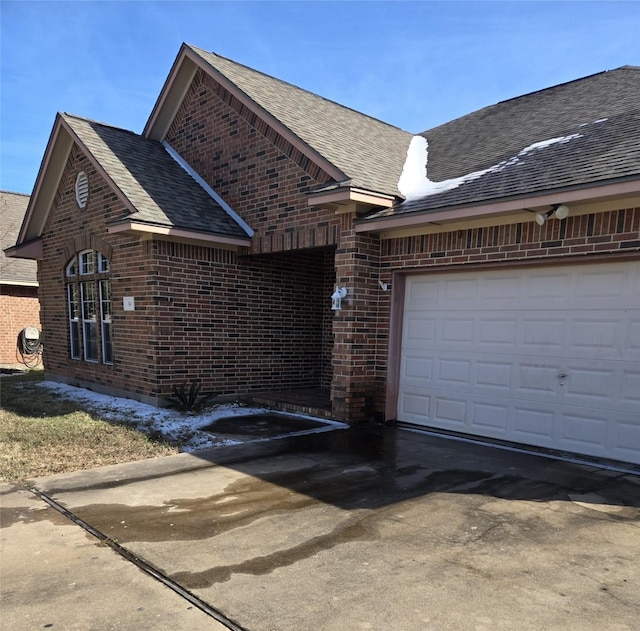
[[171, 380, 218, 413]]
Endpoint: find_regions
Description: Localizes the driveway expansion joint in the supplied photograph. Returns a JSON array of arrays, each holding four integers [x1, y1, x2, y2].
[[29, 487, 249, 631]]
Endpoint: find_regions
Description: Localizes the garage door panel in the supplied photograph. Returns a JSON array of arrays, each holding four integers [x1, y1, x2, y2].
[[483, 274, 524, 300], [560, 410, 608, 448], [398, 392, 431, 421], [443, 277, 479, 301], [513, 407, 556, 440], [404, 316, 436, 345], [402, 355, 433, 381], [564, 367, 614, 400], [628, 320, 640, 354], [476, 361, 512, 390], [440, 319, 474, 344], [615, 417, 640, 460], [434, 396, 467, 426], [576, 267, 631, 299], [479, 319, 518, 345], [398, 260, 640, 465], [437, 358, 471, 384], [526, 271, 570, 301], [522, 318, 565, 351], [516, 363, 559, 395], [620, 371, 640, 404], [472, 402, 509, 432], [569, 318, 619, 352]]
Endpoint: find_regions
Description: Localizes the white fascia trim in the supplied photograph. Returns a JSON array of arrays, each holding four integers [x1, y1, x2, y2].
[[107, 221, 251, 247], [162, 140, 254, 237], [308, 186, 396, 207]]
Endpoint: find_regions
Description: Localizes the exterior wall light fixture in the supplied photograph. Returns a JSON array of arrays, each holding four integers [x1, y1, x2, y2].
[[535, 204, 570, 226], [331, 286, 348, 311]]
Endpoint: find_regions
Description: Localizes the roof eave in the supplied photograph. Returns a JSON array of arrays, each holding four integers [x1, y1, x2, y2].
[[4, 237, 43, 260], [355, 178, 640, 235], [16, 116, 73, 245], [0, 279, 39, 287], [106, 221, 252, 248], [308, 185, 399, 215]]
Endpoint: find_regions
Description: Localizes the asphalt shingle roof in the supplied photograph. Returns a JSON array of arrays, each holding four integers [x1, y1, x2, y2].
[[365, 66, 640, 220], [1, 191, 37, 284], [63, 114, 248, 238], [189, 45, 413, 196]]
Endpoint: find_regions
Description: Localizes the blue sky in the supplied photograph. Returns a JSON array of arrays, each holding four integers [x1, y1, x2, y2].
[[1, 1, 639, 194]]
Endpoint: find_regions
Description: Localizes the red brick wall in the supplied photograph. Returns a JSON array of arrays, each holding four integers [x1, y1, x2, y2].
[[148, 240, 335, 400], [331, 214, 384, 420], [0, 286, 41, 366], [38, 145, 156, 400], [166, 70, 341, 254], [39, 135, 339, 404]]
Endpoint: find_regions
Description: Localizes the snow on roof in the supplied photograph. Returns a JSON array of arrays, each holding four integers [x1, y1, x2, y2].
[[398, 133, 583, 201]]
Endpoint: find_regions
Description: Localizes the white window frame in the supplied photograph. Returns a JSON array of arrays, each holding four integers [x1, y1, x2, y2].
[[66, 250, 112, 364], [100, 279, 113, 365], [68, 284, 81, 360], [81, 280, 99, 362]]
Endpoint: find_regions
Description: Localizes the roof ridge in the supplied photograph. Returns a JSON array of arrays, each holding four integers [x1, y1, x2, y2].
[[1, 190, 30, 197], [61, 112, 140, 136], [187, 44, 410, 134], [495, 66, 635, 107], [420, 65, 639, 136]]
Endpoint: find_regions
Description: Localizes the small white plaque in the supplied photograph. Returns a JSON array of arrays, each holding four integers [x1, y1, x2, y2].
[[123, 297, 135, 311]]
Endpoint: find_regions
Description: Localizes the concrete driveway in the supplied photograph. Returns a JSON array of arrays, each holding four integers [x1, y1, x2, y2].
[[2, 426, 639, 630]]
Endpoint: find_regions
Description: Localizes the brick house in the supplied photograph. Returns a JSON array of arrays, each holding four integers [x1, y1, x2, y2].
[[7, 44, 640, 465], [1, 191, 41, 369]]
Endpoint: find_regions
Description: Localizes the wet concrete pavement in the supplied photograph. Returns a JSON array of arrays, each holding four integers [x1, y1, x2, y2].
[[2, 425, 640, 630]]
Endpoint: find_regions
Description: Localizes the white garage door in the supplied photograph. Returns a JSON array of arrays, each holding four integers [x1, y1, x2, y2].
[[398, 260, 640, 465]]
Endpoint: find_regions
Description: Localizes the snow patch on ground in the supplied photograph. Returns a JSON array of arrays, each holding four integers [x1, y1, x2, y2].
[[35, 381, 344, 452]]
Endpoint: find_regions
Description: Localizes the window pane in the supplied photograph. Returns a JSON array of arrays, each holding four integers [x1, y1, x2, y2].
[[68, 284, 80, 319], [100, 280, 113, 364], [70, 321, 80, 359], [66, 259, 77, 277], [84, 321, 98, 361], [68, 284, 81, 359], [98, 254, 110, 273], [102, 322, 113, 364], [81, 281, 97, 320], [80, 250, 95, 275], [100, 280, 111, 320]]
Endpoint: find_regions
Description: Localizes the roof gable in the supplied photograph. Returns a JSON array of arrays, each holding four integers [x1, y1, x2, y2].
[[145, 43, 413, 197], [62, 114, 250, 238], [14, 113, 251, 253]]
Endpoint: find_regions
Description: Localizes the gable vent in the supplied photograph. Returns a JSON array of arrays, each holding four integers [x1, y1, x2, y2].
[[75, 171, 89, 208]]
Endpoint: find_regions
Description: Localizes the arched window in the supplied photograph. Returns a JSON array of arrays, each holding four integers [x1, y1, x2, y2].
[[66, 250, 112, 364]]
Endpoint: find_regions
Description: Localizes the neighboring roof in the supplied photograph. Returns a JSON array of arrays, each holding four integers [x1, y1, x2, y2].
[[364, 66, 640, 221], [1, 191, 38, 284], [149, 44, 413, 197]]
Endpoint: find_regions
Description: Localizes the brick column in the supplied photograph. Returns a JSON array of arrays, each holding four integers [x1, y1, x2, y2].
[[331, 214, 383, 423]]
